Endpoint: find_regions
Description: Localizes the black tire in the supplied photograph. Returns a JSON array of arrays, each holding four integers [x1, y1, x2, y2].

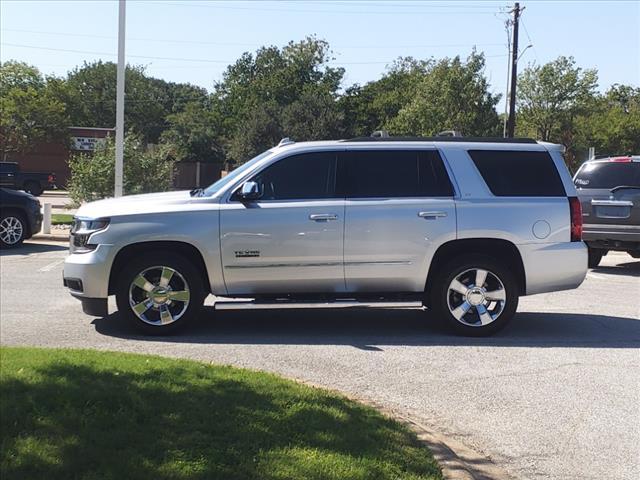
[[115, 251, 205, 335], [429, 254, 519, 337], [23, 181, 43, 196], [0, 211, 27, 248], [588, 248, 605, 268]]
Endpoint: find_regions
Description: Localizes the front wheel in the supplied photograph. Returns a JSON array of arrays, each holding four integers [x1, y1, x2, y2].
[[0, 212, 27, 248], [115, 252, 205, 335], [430, 255, 519, 336]]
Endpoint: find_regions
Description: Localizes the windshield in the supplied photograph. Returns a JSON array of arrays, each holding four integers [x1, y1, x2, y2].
[[203, 150, 274, 197], [574, 161, 640, 189]]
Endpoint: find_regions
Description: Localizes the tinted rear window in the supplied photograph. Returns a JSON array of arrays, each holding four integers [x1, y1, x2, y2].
[[574, 161, 640, 189], [342, 150, 454, 198], [469, 150, 566, 197]]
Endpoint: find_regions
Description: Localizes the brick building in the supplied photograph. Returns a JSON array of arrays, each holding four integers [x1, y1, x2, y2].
[[8, 126, 114, 188]]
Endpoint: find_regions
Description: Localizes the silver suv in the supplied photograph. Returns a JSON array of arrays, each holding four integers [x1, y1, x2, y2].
[[63, 137, 587, 336]]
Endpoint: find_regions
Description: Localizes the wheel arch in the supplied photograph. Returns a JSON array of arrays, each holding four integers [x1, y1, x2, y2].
[[108, 240, 212, 296], [424, 238, 526, 305]]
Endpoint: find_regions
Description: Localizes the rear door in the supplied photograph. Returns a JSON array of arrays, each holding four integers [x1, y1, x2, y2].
[[341, 149, 457, 292]]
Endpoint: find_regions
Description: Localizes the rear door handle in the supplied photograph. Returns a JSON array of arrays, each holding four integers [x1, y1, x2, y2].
[[309, 213, 338, 221], [418, 211, 447, 219]]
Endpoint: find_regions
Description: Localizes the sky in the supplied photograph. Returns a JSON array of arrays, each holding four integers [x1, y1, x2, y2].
[[1, 0, 639, 113]]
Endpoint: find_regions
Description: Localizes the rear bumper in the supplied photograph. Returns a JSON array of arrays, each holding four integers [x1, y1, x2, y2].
[[583, 224, 640, 250], [519, 242, 588, 296]]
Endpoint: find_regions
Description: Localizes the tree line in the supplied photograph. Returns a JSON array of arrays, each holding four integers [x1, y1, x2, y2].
[[2, 36, 639, 176]]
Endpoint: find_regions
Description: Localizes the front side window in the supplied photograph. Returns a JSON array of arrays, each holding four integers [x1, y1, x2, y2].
[[250, 152, 337, 200], [469, 150, 566, 197], [342, 150, 454, 198]]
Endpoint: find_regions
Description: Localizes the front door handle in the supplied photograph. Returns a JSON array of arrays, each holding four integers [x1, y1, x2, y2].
[[309, 213, 338, 221], [418, 211, 447, 219]]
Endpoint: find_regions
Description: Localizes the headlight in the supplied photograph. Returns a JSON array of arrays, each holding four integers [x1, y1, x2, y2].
[[70, 217, 110, 253]]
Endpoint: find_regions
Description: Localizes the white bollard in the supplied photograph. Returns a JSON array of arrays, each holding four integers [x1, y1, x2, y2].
[[42, 203, 52, 234]]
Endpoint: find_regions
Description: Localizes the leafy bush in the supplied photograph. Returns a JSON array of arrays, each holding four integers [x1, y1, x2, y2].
[[67, 133, 176, 204]]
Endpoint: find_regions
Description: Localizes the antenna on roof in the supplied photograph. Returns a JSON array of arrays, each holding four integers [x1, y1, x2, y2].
[[278, 137, 295, 147], [437, 130, 463, 137], [371, 130, 390, 138]]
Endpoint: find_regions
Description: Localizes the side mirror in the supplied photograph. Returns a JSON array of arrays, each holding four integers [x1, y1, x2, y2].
[[238, 181, 262, 201]]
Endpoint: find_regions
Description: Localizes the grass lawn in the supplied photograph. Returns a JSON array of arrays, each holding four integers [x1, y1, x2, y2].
[[0, 347, 442, 480], [51, 214, 74, 225]]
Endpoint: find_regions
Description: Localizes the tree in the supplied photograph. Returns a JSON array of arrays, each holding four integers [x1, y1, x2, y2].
[[214, 36, 345, 165], [575, 85, 640, 159], [389, 52, 501, 136], [160, 101, 224, 163], [0, 61, 69, 159], [61, 62, 169, 143], [339, 57, 430, 138], [67, 133, 176, 203], [517, 56, 598, 142]]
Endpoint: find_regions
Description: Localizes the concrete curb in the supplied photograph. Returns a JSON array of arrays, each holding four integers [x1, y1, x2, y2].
[[294, 379, 514, 480], [32, 233, 69, 242]]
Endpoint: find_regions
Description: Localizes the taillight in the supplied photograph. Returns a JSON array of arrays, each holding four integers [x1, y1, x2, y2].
[[610, 156, 631, 162], [48, 174, 55, 184], [569, 197, 582, 242]]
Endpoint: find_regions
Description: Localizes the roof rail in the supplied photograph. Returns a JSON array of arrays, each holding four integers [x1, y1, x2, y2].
[[371, 130, 390, 138], [277, 137, 295, 147], [437, 130, 463, 137], [343, 136, 538, 144]]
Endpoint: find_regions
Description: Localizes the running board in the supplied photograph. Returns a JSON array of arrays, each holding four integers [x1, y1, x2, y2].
[[213, 299, 425, 311]]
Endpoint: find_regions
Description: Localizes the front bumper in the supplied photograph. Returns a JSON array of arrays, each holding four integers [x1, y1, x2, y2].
[[518, 241, 588, 296], [63, 244, 115, 299]]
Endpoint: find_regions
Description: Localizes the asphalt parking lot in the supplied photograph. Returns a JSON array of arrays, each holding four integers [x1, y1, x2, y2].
[[1, 242, 638, 480]]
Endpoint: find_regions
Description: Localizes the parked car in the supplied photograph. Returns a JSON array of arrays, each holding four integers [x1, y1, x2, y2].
[[573, 155, 640, 267], [63, 136, 587, 336], [0, 188, 43, 248], [0, 162, 56, 196]]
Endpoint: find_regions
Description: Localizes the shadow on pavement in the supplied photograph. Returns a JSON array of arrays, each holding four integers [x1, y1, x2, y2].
[[93, 307, 640, 349], [0, 241, 67, 256], [592, 258, 640, 277]]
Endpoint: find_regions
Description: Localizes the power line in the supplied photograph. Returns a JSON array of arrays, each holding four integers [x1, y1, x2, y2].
[[144, 1, 500, 15], [1, 42, 507, 66], [1, 28, 505, 50], [520, 19, 540, 65]]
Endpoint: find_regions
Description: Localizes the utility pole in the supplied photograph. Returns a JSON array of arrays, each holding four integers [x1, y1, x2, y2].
[[115, 0, 126, 197], [506, 2, 520, 138]]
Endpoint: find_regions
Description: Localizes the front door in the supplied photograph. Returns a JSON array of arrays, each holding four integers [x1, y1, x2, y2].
[[220, 151, 345, 295], [342, 149, 457, 292]]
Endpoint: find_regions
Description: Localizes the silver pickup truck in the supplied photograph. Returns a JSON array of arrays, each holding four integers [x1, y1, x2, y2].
[[63, 137, 587, 336]]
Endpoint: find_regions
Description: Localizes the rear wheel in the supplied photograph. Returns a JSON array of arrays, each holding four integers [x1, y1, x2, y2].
[[430, 254, 519, 336], [0, 212, 27, 248], [115, 252, 205, 335], [587, 248, 605, 268]]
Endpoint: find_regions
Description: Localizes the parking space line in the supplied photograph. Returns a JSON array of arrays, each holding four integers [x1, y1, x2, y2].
[[38, 259, 65, 272]]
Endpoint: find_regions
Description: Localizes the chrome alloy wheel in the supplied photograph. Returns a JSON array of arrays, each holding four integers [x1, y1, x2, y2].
[[0, 216, 24, 245], [447, 268, 507, 327], [128, 266, 190, 326]]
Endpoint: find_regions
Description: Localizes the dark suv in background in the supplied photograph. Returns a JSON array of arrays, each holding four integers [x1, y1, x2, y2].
[[573, 155, 640, 267]]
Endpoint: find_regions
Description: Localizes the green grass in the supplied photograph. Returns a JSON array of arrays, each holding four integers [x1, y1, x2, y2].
[[0, 347, 442, 480], [51, 214, 74, 225]]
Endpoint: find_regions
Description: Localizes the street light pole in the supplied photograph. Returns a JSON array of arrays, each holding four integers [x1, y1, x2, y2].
[[114, 0, 126, 197]]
